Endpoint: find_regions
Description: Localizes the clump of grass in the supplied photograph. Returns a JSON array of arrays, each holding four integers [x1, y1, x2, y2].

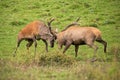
[[102, 19, 116, 25], [12, 8, 19, 12], [73, 62, 120, 80], [84, 2, 91, 8], [38, 53, 76, 66], [89, 23, 98, 27], [106, 44, 120, 62], [10, 21, 25, 26], [1, 3, 9, 8], [69, 2, 81, 9], [110, 45, 120, 62], [27, 3, 40, 9]]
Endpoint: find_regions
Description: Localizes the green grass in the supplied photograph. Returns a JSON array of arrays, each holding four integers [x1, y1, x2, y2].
[[0, 0, 120, 80]]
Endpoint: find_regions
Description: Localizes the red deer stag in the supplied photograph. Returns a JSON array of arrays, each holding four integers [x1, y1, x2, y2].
[[13, 19, 55, 57], [56, 18, 107, 58]]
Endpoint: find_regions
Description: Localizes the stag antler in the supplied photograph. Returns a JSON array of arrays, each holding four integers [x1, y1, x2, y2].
[[62, 17, 80, 32], [48, 18, 55, 27], [47, 18, 55, 34], [74, 17, 80, 24]]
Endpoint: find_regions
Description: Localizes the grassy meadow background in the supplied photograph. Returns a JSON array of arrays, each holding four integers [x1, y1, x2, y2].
[[0, 0, 120, 80]]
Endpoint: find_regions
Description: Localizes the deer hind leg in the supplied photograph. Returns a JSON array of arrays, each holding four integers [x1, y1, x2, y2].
[[75, 45, 79, 57], [96, 39, 107, 53], [58, 43, 63, 50], [42, 39, 48, 52], [26, 40, 33, 53], [32, 38, 37, 59], [63, 41, 71, 54], [86, 41, 98, 57], [87, 42, 98, 62], [13, 38, 23, 57]]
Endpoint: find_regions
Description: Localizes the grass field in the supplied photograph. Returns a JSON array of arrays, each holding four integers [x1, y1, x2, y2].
[[0, 0, 120, 80]]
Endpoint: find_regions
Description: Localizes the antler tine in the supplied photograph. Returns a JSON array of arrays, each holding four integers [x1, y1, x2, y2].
[[62, 17, 80, 32], [72, 17, 80, 25], [49, 18, 55, 24], [48, 18, 55, 27], [75, 17, 80, 22]]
